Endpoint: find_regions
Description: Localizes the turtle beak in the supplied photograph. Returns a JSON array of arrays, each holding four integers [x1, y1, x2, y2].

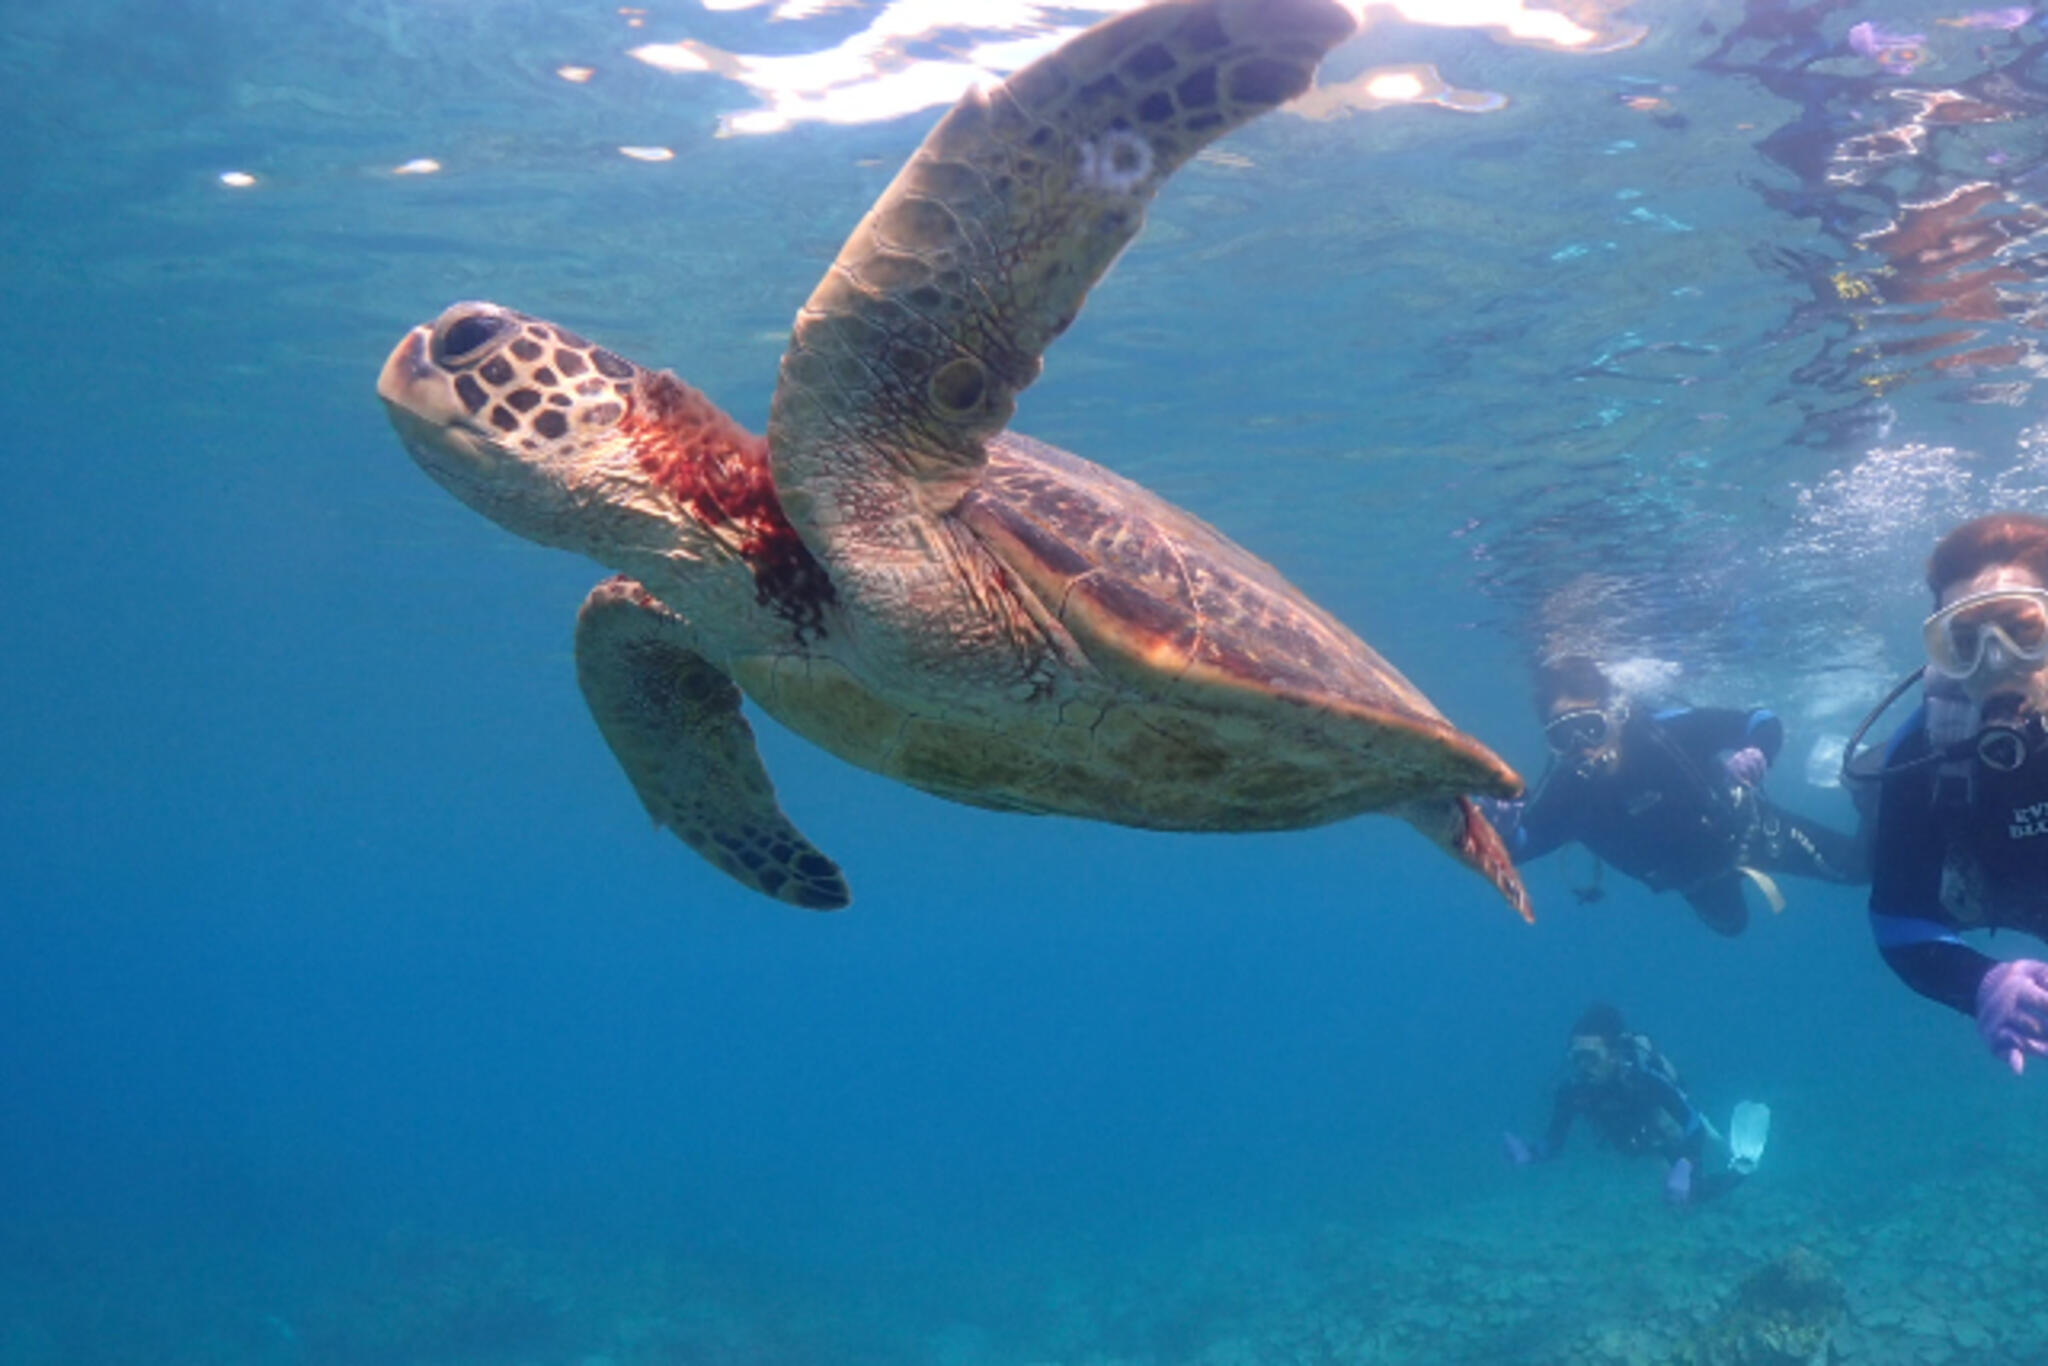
[[378, 323, 501, 500], [379, 323, 488, 455], [377, 326, 438, 407]]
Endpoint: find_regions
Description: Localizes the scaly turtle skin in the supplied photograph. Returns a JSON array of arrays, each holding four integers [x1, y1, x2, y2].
[[378, 0, 1529, 918]]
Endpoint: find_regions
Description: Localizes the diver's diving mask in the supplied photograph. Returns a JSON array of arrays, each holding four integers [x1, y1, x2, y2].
[[1545, 706, 1621, 756], [1922, 587, 2048, 682]]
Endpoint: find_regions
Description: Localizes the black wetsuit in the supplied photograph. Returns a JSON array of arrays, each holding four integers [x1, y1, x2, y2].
[[1529, 1034, 1742, 1203], [1500, 706, 1866, 935], [1869, 707, 2048, 1014]]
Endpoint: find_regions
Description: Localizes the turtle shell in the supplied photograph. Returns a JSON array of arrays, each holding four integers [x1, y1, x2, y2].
[[955, 431, 1519, 815]]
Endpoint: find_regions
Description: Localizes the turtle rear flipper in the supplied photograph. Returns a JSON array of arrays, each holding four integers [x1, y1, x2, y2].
[[770, 0, 1358, 523], [575, 578, 850, 910], [1397, 796, 1534, 923]]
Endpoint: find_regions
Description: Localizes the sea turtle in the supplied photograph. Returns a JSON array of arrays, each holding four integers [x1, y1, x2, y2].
[[377, 0, 1530, 918]]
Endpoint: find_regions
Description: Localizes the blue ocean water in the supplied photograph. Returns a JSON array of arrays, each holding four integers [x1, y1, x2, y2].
[[10, 0, 2048, 1360]]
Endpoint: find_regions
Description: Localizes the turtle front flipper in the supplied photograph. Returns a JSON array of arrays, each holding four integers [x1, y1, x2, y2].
[[575, 578, 851, 910], [769, 0, 1358, 529]]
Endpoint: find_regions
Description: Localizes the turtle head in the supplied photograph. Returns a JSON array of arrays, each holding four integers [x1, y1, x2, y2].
[[378, 301, 654, 555], [382, 302, 825, 627]]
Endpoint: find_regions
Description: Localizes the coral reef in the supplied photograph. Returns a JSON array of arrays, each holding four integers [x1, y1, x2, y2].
[[13, 1132, 2048, 1363], [1667, 1248, 1845, 1366]]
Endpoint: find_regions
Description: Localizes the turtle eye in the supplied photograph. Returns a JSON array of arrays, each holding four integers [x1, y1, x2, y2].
[[433, 309, 510, 366]]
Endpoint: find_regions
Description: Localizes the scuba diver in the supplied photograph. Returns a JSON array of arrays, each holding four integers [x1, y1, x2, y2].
[[1502, 1003, 1768, 1206], [1853, 513, 2048, 1075], [1480, 655, 1867, 936]]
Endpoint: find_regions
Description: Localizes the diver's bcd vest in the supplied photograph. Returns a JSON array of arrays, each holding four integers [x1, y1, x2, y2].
[[1534, 707, 1771, 903], [1933, 742, 2048, 928], [1621, 1032, 1682, 1090], [1633, 711, 1771, 896], [1597, 1033, 1693, 1151], [1846, 672, 2048, 927]]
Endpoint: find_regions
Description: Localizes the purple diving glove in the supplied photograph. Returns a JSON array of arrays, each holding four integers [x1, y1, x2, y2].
[[1976, 960, 2048, 1074], [1664, 1157, 1694, 1206], [1502, 1132, 1536, 1166], [1723, 746, 1768, 787]]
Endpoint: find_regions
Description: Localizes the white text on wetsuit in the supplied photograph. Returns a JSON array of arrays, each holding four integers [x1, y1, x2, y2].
[[2011, 800, 2048, 839]]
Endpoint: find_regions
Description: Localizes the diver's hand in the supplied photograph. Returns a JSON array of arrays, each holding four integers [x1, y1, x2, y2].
[[1974, 959, 2048, 1075], [1664, 1157, 1694, 1206], [1501, 1131, 1536, 1166], [1723, 746, 1768, 787]]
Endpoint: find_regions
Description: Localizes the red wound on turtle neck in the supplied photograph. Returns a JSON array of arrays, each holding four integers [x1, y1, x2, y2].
[[622, 371, 834, 635]]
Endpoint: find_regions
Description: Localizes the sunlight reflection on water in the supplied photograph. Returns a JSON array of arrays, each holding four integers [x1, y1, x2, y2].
[[616, 0, 1645, 135]]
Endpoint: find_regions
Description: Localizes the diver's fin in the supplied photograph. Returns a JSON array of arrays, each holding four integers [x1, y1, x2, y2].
[[1728, 1100, 1771, 1175]]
